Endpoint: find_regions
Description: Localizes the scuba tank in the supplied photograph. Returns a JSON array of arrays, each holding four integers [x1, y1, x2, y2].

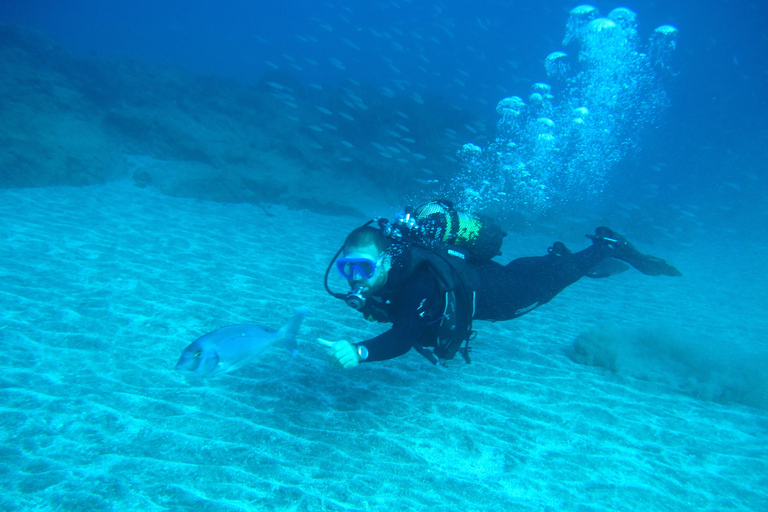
[[388, 199, 506, 263]]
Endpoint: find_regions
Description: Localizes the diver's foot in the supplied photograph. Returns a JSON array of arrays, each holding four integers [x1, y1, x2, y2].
[[548, 241, 572, 257], [549, 240, 628, 277], [586, 227, 682, 277]]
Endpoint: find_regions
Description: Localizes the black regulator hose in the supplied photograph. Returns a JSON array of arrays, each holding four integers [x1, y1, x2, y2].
[[324, 243, 347, 300]]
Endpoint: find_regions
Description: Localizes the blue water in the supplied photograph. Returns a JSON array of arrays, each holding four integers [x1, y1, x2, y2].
[[1, 0, 767, 510], [6, 0, 760, 228]]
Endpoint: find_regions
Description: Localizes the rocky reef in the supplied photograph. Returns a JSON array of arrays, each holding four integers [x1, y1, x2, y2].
[[0, 24, 484, 216]]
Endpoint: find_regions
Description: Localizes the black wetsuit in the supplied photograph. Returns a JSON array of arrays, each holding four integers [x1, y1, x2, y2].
[[355, 243, 611, 362]]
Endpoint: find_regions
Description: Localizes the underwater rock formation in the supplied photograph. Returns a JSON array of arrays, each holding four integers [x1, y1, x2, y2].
[[0, 24, 482, 215]]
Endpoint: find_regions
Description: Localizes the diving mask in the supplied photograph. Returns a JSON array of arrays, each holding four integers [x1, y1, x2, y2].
[[336, 256, 382, 280]]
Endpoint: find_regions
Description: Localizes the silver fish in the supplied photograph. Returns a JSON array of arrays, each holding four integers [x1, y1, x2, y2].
[[175, 310, 307, 376]]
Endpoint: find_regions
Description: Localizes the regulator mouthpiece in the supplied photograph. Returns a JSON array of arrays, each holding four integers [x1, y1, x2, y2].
[[345, 287, 368, 310]]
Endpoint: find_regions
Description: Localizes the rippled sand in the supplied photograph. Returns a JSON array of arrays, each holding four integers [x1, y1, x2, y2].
[[1, 182, 766, 511]]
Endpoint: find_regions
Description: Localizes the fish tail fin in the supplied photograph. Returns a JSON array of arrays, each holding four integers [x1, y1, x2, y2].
[[279, 309, 308, 357]]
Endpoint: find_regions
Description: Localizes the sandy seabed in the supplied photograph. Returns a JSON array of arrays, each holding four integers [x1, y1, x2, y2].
[[1, 181, 766, 512]]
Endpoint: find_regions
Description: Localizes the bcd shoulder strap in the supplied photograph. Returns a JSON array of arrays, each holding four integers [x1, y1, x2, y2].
[[405, 245, 476, 365]]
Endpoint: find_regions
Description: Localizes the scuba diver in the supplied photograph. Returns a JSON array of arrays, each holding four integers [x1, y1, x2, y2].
[[319, 200, 682, 368]]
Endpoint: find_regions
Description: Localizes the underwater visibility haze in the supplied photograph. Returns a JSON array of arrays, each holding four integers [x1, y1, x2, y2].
[[0, 0, 767, 510]]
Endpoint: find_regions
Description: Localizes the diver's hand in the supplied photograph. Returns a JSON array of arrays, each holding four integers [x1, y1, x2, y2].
[[318, 338, 360, 369]]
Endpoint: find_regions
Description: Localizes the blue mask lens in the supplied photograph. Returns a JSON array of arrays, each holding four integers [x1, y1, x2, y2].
[[337, 257, 379, 280]]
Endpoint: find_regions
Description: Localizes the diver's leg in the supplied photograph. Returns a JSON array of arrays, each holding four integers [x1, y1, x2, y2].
[[507, 242, 612, 292], [475, 229, 681, 321], [474, 243, 611, 321]]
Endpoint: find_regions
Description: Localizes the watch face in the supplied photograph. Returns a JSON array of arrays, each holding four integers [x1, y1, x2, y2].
[[357, 346, 369, 361]]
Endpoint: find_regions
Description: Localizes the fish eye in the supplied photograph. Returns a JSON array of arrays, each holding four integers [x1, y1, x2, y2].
[[194, 351, 202, 358]]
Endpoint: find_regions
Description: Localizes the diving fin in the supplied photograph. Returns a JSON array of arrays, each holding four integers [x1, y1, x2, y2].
[[587, 227, 682, 277]]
